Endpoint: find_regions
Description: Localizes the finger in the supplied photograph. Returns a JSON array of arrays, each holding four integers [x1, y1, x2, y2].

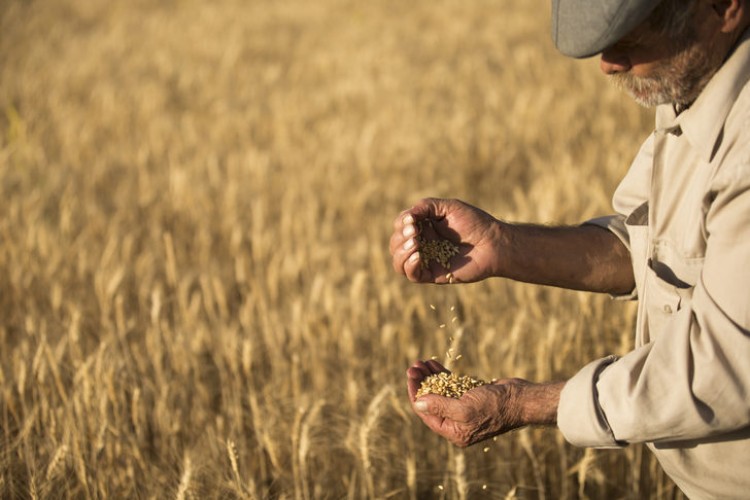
[[424, 359, 448, 374], [407, 360, 450, 401], [402, 250, 427, 282], [392, 209, 416, 231], [408, 198, 446, 221], [406, 360, 439, 393], [390, 213, 419, 248], [406, 362, 432, 400], [391, 237, 420, 277], [391, 214, 426, 278], [389, 236, 414, 265], [388, 230, 400, 257], [408, 360, 437, 378], [412, 394, 449, 429], [407, 375, 422, 401]]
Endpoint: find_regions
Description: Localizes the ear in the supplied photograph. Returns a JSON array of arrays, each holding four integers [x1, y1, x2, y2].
[[711, 0, 745, 33]]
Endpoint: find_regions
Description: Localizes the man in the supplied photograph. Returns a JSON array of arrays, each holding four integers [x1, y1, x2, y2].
[[389, 0, 750, 497]]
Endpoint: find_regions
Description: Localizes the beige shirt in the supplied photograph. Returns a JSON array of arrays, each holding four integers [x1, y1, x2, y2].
[[557, 31, 750, 499]]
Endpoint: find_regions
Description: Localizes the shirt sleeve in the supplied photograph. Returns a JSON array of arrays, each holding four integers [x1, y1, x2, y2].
[[558, 163, 750, 447], [557, 355, 624, 448]]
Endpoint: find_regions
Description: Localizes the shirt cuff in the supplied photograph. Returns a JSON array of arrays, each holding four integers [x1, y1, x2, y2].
[[582, 215, 637, 300], [558, 355, 626, 448]]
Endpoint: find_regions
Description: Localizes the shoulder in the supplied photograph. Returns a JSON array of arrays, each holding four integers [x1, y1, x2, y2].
[[710, 78, 750, 189]]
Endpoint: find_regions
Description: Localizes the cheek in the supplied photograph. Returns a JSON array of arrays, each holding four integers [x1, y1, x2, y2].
[[630, 63, 663, 78], [627, 49, 672, 77], [624, 33, 687, 73]]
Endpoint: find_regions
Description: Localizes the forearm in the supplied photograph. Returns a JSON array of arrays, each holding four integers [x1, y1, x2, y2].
[[492, 222, 634, 295], [515, 380, 565, 426]]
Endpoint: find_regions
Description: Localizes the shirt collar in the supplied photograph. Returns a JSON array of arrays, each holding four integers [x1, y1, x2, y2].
[[654, 28, 750, 163]]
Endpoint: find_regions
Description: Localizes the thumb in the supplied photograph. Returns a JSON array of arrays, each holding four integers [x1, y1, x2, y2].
[[414, 399, 431, 413], [414, 395, 450, 416]]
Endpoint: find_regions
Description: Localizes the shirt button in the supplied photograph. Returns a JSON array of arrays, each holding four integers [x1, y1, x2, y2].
[[663, 305, 673, 314]]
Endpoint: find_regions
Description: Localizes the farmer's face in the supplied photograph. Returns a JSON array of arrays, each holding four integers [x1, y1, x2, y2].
[[599, 4, 726, 107]]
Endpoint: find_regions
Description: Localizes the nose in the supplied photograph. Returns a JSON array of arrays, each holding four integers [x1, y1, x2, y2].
[[600, 48, 632, 74]]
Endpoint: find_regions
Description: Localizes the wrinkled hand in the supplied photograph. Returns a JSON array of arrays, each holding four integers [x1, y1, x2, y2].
[[406, 360, 528, 447], [389, 198, 503, 284]]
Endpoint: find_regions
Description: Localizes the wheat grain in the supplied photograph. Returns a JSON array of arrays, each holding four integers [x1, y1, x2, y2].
[[227, 439, 242, 492], [419, 239, 460, 269], [416, 221, 459, 269], [415, 372, 487, 398]]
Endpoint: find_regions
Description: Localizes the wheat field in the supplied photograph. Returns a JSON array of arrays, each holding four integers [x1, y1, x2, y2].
[[1, 0, 685, 498]]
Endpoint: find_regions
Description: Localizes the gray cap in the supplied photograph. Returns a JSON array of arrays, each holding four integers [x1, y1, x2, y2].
[[551, 0, 663, 58]]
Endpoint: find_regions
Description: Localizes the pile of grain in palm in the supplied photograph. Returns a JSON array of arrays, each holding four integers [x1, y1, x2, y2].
[[416, 220, 459, 269], [419, 238, 460, 269], [416, 372, 487, 398]]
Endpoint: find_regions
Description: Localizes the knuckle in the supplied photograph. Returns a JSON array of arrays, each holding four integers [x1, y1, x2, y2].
[[454, 430, 472, 448]]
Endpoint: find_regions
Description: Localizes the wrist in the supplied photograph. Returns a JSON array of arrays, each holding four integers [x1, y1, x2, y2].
[[487, 219, 513, 279], [515, 380, 565, 427]]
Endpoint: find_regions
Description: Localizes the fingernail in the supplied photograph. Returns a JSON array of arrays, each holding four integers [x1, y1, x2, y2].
[[414, 400, 429, 413], [403, 238, 415, 251], [403, 214, 414, 225], [408, 251, 419, 263], [402, 224, 415, 237]]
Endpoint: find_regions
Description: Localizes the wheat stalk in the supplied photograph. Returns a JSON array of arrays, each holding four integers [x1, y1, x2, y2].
[[360, 385, 393, 499], [175, 454, 192, 500], [46, 444, 68, 481], [227, 439, 243, 494]]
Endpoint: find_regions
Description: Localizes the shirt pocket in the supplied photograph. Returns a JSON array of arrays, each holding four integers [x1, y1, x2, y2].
[[643, 259, 683, 342]]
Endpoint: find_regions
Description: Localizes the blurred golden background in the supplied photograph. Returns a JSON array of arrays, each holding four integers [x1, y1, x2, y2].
[[1, 0, 682, 497]]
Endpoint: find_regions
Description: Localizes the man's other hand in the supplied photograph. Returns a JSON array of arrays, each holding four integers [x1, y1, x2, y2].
[[389, 198, 503, 284], [406, 360, 564, 447]]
